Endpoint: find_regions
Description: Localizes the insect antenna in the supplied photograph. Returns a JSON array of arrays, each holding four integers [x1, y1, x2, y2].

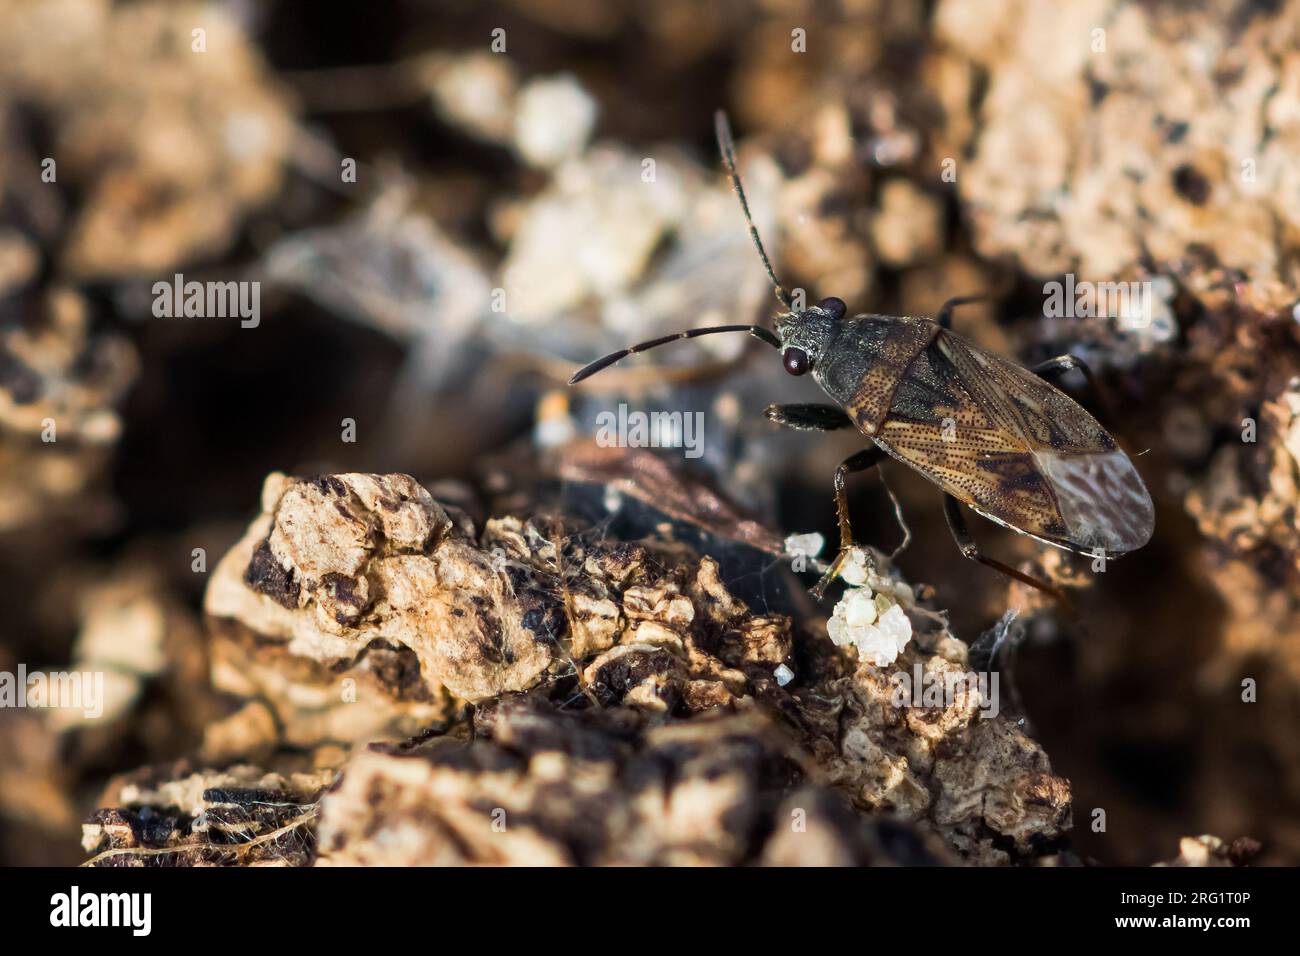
[[714, 110, 794, 313], [568, 324, 780, 384]]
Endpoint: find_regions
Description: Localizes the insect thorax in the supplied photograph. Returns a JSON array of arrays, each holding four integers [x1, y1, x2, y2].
[[813, 316, 939, 425]]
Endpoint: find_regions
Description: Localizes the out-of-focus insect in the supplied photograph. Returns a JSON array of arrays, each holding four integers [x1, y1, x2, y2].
[[569, 112, 1155, 600]]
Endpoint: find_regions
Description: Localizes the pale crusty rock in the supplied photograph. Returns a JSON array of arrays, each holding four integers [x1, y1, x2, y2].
[[316, 745, 574, 866], [205, 616, 451, 753], [567, 591, 619, 658], [761, 788, 952, 866], [582, 643, 687, 712], [98, 764, 331, 824], [931, 719, 1072, 858], [203, 473, 809, 739], [113, 472, 1077, 866], [933, 0, 1300, 317], [313, 700, 934, 867], [795, 593, 1072, 865], [198, 699, 279, 767], [206, 472, 553, 706]]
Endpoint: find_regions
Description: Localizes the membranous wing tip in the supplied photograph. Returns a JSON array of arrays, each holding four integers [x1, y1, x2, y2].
[[1036, 448, 1154, 553]]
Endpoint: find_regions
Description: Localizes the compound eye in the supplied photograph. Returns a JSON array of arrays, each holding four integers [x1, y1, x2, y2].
[[783, 347, 811, 376], [819, 296, 846, 319]]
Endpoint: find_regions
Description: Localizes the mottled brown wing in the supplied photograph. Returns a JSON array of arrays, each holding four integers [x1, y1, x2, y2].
[[866, 329, 1154, 554]]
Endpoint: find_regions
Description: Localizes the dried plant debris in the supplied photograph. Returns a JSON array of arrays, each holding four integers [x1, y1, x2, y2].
[[0, 711, 81, 856], [73, 470, 1087, 865], [60, 567, 209, 740], [0, 288, 137, 529], [264, 180, 491, 347], [0, 228, 40, 298], [0, 0, 292, 277], [315, 700, 950, 866], [0, 564, 212, 863], [1158, 835, 1262, 868], [81, 764, 333, 867], [552, 441, 788, 556]]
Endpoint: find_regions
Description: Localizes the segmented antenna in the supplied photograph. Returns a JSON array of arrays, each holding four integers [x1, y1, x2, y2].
[[714, 110, 793, 312], [568, 324, 780, 384]]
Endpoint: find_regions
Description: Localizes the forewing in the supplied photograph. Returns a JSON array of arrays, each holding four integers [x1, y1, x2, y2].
[[871, 331, 1153, 553]]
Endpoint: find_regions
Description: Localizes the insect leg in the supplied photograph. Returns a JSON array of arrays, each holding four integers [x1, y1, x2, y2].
[[810, 446, 888, 599], [1032, 353, 1117, 424], [941, 494, 1071, 606], [936, 294, 993, 330], [765, 402, 854, 431], [879, 468, 912, 558], [1031, 352, 1098, 388]]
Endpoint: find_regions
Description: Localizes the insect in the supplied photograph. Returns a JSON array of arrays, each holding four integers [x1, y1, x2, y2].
[[569, 111, 1155, 600]]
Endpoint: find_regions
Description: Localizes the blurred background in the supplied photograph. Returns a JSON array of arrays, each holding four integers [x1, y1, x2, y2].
[[2, 0, 1299, 864]]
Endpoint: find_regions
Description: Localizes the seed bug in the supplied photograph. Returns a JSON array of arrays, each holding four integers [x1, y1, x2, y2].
[[569, 111, 1155, 601]]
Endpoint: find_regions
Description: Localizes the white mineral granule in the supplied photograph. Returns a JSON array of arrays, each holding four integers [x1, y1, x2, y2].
[[827, 588, 873, 646], [827, 587, 913, 666], [857, 603, 912, 667], [846, 590, 878, 627], [840, 547, 871, 587], [773, 663, 795, 687], [783, 532, 824, 560]]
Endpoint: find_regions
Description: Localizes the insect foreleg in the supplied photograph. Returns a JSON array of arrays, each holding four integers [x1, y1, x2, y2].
[[941, 494, 1070, 606], [765, 403, 854, 431], [810, 446, 888, 599]]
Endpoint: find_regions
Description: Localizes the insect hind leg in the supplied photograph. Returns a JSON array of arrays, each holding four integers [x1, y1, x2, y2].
[[810, 447, 888, 599], [1032, 353, 1117, 425], [936, 293, 994, 330], [941, 494, 1073, 609]]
